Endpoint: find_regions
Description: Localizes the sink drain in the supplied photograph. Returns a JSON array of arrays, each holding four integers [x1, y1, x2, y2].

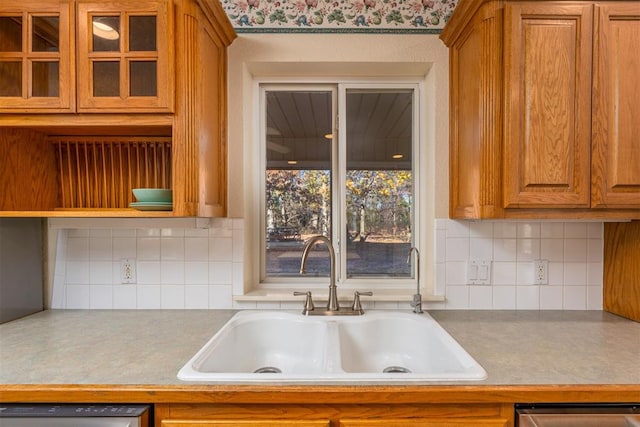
[[383, 366, 412, 374], [253, 366, 282, 374]]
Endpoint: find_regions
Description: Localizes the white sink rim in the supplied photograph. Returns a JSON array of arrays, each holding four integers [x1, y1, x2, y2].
[[177, 310, 487, 383]]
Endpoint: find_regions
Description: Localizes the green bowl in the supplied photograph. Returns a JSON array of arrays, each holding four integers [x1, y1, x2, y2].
[[132, 188, 172, 203]]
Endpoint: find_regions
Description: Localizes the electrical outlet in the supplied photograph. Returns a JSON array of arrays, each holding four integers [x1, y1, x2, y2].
[[533, 259, 548, 285], [120, 258, 136, 284]]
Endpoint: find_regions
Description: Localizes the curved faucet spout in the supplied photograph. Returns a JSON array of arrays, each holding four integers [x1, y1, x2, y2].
[[300, 235, 339, 311], [407, 246, 423, 314]]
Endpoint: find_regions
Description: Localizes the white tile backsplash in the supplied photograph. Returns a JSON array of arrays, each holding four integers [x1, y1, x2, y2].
[[51, 219, 604, 310]]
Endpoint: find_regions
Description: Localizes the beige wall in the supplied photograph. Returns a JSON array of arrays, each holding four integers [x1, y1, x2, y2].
[[226, 33, 450, 220]]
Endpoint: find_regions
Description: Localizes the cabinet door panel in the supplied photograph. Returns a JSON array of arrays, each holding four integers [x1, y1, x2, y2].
[[592, 2, 640, 208], [76, 0, 173, 112], [0, 0, 73, 112], [340, 419, 509, 427], [504, 4, 592, 208], [161, 421, 330, 427]]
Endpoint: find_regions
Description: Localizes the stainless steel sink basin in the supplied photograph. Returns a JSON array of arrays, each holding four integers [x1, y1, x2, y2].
[[178, 310, 487, 382]]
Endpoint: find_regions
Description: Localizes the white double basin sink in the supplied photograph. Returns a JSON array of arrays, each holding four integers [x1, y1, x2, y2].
[[178, 310, 487, 383]]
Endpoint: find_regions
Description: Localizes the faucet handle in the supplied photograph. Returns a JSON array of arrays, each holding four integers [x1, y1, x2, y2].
[[293, 291, 315, 314], [351, 291, 373, 314]]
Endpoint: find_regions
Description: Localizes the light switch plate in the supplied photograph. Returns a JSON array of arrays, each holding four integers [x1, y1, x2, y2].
[[467, 259, 491, 285]]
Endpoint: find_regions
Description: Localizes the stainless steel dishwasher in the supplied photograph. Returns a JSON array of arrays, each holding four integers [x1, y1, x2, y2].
[[516, 404, 640, 426], [0, 404, 150, 427]]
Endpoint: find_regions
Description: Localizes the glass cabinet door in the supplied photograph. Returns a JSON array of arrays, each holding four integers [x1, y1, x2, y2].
[[0, 0, 72, 111], [76, 0, 173, 112]]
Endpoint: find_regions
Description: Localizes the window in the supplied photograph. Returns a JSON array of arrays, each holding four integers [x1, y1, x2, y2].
[[260, 82, 421, 291]]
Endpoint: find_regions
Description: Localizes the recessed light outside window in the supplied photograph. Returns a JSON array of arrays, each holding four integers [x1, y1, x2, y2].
[[93, 21, 120, 40], [392, 153, 404, 159], [324, 133, 333, 140], [287, 160, 298, 165]]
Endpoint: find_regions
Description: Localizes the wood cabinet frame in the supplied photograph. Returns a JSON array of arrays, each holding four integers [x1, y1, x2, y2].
[[0, 0, 74, 112], [441, 0, 640, 219]]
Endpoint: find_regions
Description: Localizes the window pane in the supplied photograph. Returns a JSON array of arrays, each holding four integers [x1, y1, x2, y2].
[[265, 90, 333, 278], [0, 61, 22, 96], [32, 16, 59, 52], [32, 61, 59, 97], [130, 60, 157, 96], [129, 16, 156, 51], [0, 17, 22, 52], [345, 90, 414, 278], [92, 16, 120, 52], [93, 61, 119, 96]]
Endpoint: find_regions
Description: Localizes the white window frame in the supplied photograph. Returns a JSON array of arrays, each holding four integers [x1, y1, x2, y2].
[[257, 80, 425, 294]]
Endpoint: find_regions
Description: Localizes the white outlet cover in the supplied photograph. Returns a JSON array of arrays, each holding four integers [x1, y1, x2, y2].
[[533, 259, 548, 285], [120, 258, 137, 284]]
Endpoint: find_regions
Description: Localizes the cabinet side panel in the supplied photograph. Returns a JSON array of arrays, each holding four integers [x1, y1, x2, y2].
[[198, 12, 227, 217], [592, 3, 640, 208], [504, 4, 592, 208], [173, 10, 200, 216], [603, 222, 640, 322], [449, 6, 502, 219], [0, 129, 59, 210], [450, 26, 482, 218]]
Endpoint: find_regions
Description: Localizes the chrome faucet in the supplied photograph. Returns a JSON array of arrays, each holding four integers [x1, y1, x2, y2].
[[407, 246, 423, 314], [297, 235, 372, 315], [300, 235, 340, 312]]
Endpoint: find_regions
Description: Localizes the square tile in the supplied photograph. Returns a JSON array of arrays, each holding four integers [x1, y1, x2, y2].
[[564, 286, 586, 310], [541, 222, 564, 238], [161, 237, 185, 261], [493, 286, 516, 309], [445, 238, 469, 262], [137, 285, 161, 309], [66, 285, 90, 309], [469, 286, 492, 309], [90, 285, 113, 309], [516, 286, 539, 309], [113, 285, 137, 309], [444, 285, 468, 309], [185, 237, 209, 261], [137, 237, 161, 260], [517, 222, 540, 238], [185, 262, 209, 285], [540, 286, 563, 309], [161, 285, 185, 309], [209, 285, 233, 308], [89, 237, 112, 261], [161, 261, 185, 285], [185, 285, 209, 309], [210, 261, 233, 285], [210, 237, 234, 261], [564, 239, 588, 262]]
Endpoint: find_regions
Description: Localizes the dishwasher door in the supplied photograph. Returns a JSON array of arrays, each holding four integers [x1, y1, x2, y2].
[[0, 404, 150, 427], [517, 404, 640, 427]]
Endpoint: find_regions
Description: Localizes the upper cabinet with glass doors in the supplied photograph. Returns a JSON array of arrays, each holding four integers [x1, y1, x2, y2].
[[0, 0, 172, 113], [76, 0, 172, 111], [0, 0, 73, 111]]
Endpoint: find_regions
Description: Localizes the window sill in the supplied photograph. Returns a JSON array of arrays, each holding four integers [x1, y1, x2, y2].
[[234, 288, 445, 303]]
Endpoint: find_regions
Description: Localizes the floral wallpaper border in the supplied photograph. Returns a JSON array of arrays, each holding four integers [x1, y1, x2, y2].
[[221, 0, 456, 32]]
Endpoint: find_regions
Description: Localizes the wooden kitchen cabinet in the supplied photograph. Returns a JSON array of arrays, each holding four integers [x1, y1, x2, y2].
[[155, 403, 514, 427], [0, 0, 172, 113], [340, 419, 509, 426], [440, 0, 640, 219], [0, 0, 235, 217], [161, 422, 330, 426], [0, 0, 74, 112], [75, 0, 173, 112]]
